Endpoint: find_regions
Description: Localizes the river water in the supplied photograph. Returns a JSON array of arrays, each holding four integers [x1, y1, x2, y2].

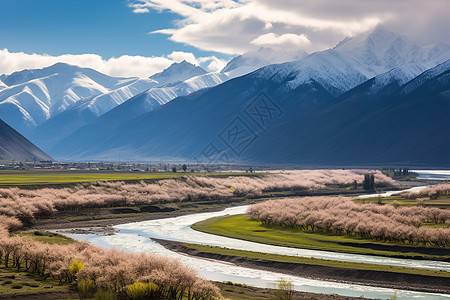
[[61, 176, 450, 300], [412, 170, 450, 180]]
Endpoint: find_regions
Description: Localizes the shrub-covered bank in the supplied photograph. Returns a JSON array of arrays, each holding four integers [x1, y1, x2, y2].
[[248, 197, 450, 247]]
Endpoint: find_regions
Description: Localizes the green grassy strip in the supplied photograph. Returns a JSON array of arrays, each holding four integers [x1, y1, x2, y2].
[[0, 171, 254, 186], [191, 215, 450, 260], [182, 242, 450, 278], [0, 265, 73, 296], [12, 231, 76, 245], [353, 195, 450, 208]]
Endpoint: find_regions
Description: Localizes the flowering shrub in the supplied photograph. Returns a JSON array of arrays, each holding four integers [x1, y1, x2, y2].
[[247, 197, 450, 247], [0, 223, 219, 299], [402, 184, 450, 200], [0, 170, 396, 226]]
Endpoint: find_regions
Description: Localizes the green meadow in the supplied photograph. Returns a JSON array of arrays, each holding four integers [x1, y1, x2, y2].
[[192, 215, 450, 260], [0, 170, 250, 186]]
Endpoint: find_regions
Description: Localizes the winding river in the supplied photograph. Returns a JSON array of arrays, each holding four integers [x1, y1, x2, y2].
[[62, 176, 450, 300]]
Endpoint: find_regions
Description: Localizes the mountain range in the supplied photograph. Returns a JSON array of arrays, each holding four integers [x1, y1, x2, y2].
[[0, 60, 231, 150], [2, 26, 450, 166]]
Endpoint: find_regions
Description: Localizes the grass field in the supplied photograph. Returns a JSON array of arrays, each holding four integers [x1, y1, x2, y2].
[[354, 194, 450, 208], [192, 215, 450, 260], [0, 265, 76, 298], [13, 231, 76, 245], [182, 242, 450, 278], [0, 170, 252, 186]]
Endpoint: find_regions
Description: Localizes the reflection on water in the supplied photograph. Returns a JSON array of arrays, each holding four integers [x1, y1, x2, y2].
[[413, 170, 450, 180]]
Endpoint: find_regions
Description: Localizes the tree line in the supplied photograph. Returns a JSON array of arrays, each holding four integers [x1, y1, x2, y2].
[[0, 170, 397, 227]]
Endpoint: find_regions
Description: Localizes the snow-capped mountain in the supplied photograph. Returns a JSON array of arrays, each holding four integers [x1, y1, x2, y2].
[[54, 57, 450, 165], [221, 47, 307, 78], [0, 63, 159, 134], [50, 27, 450, 163], [253, 26, 450, 97], [247, 58, 450, 166], [334, 28, 450, 73], [150, 60, 207, 86], [0, 61, 227, 147], [0, 119, 52, 161], [48, 71, 228, 155]]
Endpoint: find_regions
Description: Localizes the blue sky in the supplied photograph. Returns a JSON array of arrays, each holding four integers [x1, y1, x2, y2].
[[0, 0, 223, 59], [0, 0, 449, 78]]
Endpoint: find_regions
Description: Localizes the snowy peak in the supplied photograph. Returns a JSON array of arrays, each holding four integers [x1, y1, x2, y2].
[[221, 47, 307, 78], [0, 63, 143, 134], [118, 71, 229, 118], [2, 63, 86, 86], [149, 60, 207, 86], [335, 26, 400, 54], [1, 62, 135, 89], [335, 26, 450, 70], [250, 27, 450, 97]]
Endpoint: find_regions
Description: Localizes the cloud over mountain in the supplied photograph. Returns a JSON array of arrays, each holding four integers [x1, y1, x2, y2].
[[131, 0, 450, 55], [0, 49, 225, 78]]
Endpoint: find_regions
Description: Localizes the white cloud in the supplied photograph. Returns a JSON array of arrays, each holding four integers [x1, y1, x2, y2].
[[131, 0, 450, 55], [133, 7, 149, 13], [198, 56, 228, 72], [166, 51, 227, 72], [0, 48, 173, 78], [250, 33, 311, 50], [0, 48, 226, 78], [167, 51, 198, 65]]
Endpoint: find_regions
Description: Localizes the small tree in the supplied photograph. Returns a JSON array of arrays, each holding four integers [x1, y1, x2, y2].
[[377, 195, 382, 205], [127, 282, 147, 300], [127, 282, 159, 300], [172, 166, 177, 173], [78, 279, 96, 300], [370, 173, 375, 190], [182, 164, 187, 172], [69, 260, 84, 283], [69, 260, 84, 274], [363, 173, 375, 191], [273, 279, 294, 300]]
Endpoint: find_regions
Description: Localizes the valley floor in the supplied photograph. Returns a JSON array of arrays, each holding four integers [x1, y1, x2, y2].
[[3, 172, 447, 299]]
